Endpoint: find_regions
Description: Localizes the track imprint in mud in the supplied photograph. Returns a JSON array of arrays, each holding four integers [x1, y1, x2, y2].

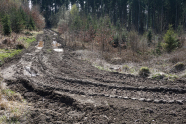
[[1, 29, 186, 123]]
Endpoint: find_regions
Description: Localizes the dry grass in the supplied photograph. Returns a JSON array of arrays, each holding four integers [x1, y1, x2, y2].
[[58, 29, 186, 80], [0, 30, 41, 123], [0, 30, 40, 50], [0, 31, 36, 122], [0, 83, 29, 123]]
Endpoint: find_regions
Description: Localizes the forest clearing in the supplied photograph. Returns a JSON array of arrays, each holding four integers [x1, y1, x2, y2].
[[0, 0, 186, 123]]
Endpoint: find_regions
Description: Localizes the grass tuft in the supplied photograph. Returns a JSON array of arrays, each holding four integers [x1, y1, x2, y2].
[[139, 67, 150, 77], [152, 72, 167, 80]]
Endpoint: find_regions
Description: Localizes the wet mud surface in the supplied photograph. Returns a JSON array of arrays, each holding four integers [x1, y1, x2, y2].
[[1, 29, 186, 123]]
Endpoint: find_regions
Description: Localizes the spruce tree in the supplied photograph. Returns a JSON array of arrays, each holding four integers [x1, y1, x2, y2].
[[27, 17, 35, 31], [2, 14, 11, 35], [19, 7, 29, 28], [11, 11, 24, 33]]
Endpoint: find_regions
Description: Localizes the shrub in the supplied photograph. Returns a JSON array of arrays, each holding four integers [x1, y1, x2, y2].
[[81, 27, 95, 42], [2, 14, 11, 35], [69, 4, 82, 30], [31, 6, 45, 30], [19, 7, 30, 29], [139, 67, 150, 77], [58, 23, 68, 34], [112, 31, 127, 48], [94, 24, 113, 52], [121, 31, 127, 43], [0, 21, 2, 34], [163, 25, 179, 52], [155, 41, 162, 55], [57, 6, 70, 26], [11, 11, 24, 33], [128, 31, 139, 55], [27, 17, 35, 31], [177, 24, 183, 36], [112, 33, 119, 48], [147, 29, 152, 46]]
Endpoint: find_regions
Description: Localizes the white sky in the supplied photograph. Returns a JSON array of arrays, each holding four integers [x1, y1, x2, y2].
[[29, 0, 32, 9]]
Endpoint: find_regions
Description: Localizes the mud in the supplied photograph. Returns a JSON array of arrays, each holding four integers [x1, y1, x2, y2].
[[1, 29, 186, 123]]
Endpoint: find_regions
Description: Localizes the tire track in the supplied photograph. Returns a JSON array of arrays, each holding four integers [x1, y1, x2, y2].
[[2, 29, 186, 123], [29, 29, 185, 105]]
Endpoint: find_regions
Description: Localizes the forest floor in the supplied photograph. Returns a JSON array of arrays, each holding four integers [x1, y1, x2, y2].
[[0, 29, 186, 123]]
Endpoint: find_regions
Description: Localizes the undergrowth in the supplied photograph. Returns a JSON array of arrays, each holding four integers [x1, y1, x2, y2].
[[0, 32, 37, 65], [0, 49, 21, 65], [0, 79, 28, 124]]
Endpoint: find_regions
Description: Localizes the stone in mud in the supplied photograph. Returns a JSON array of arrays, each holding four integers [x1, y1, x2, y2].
[[176, 100, 183, 105], [123, 96, 129, 99], [104, 94, 109, 97], [117, 96, 122, 99], [145, 99, 153, 102], [131, 97, 137, 100], [110, 95, 117, 98], [154, 99, 160, 103], [139, 98, 145, 101], [168, 100, 175, 104]]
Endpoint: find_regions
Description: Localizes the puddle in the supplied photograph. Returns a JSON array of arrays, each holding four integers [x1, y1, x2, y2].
[[52, 41, 61, 47], [36, 41, 44, 49], [53, 49, 64, 52], [52, 40, 64, 52]]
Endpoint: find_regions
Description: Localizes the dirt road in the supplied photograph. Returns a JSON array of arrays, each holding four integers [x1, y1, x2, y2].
[[1, 29, 186, 123]]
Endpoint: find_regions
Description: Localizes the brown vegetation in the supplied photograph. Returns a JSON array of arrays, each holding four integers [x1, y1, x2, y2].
[[30, 6, 45, 30]]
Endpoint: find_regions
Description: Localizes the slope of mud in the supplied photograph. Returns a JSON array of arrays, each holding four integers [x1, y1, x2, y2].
[[1, 29, 186, 123]]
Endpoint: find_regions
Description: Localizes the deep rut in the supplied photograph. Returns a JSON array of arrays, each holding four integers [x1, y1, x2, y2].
[[34, 30, 186, 104], [1, 29, 186, 123]]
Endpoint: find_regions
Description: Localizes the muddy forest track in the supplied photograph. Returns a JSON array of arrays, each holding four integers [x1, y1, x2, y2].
[[2, 29, 186, 123]]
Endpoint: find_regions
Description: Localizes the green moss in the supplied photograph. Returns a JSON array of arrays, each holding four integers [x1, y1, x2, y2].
[[0, 49, 22, 64], [17, 36, 36, 48], [47, 49, 52, 53], [0, 36, 36, 65], [25, 37, 36, 44]]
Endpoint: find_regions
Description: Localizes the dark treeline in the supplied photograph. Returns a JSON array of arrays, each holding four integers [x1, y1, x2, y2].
[[31, 0, 186, 33]]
